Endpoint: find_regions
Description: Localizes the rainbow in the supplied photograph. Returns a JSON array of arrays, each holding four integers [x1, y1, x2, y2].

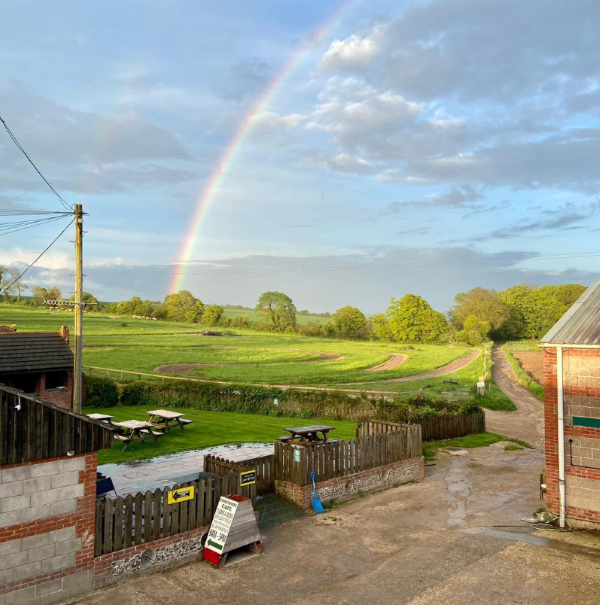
[[169, 0, 358, 293]]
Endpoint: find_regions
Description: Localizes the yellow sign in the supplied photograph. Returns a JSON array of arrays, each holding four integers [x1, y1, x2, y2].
[[239, 469, 256, 487], [168, 486, 195, 504]]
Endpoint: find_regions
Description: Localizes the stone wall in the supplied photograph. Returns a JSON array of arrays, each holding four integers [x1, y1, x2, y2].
[[275, 456, 424, 510], [544, 347, 600, 527], [93, 527, 207, 590], [37, 373, 73, 410]]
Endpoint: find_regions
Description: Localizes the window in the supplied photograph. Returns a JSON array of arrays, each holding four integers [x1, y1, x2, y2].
[[45, 371, 69, 390]]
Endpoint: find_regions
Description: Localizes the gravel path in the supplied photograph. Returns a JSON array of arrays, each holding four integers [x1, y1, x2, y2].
[[486, 345, 545, 449]]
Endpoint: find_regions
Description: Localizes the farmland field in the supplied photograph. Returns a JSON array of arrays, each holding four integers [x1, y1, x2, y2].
[[222, 307, 330, 325], [0, 304, 475, 388]]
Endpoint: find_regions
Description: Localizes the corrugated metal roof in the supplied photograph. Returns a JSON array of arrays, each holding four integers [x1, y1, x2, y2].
[[0, 332, 74, 373], [541, 279, 600, 346]]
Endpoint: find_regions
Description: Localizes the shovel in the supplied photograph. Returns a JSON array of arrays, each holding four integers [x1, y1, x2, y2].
[[310, 471, 324, 514]]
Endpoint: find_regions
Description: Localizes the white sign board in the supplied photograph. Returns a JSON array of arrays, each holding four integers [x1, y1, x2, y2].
[[206, 497, 239, 553], [476, 381, 485, 389]]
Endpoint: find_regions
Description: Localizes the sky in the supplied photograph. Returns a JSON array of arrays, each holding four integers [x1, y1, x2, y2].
[[1, 0, 600, 314]]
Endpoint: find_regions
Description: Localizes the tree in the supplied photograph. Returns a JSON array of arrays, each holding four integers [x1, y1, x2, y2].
[[371, 313, 393, 342], [0, 267, 26, 301], [255, 291, 297, 332], [456, 315, 491, 345], [31, 286, 61, 306], [330, 306, 367, 339], [451, 288, 509, 336], [163, 290, 204, 323], [202, 304, 224, 326], [387, 294, 448, 343], [71, 291, 98, 306]]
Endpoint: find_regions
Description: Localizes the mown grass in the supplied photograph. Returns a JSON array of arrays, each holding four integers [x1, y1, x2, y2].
[[87, 405, 358, 465], [502, 342, 544, 402], [422, 432, 531, 460], [350, 343, 517, 411], [0, 304, 471, 387]]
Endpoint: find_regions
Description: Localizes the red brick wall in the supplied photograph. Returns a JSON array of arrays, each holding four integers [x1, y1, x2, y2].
[[0, 452, 97, 598], [38, 372, 73, 410], [544, 347, 600, 525]]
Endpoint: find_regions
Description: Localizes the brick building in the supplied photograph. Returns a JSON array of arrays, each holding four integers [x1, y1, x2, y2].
[[0, 386, 113, 604], [0, 327, 74, 409], [541, 279, 600, 528]]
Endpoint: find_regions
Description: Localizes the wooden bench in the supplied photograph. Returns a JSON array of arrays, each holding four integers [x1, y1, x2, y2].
[[114, 434, 132, 452], [140, 429, 164, 442], [177, 418, 194, 431]]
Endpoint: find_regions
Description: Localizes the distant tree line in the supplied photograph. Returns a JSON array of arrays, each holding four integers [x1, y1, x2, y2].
[[0, 262, 586, 344]]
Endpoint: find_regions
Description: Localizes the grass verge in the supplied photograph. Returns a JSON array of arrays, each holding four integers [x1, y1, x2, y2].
[[502, 343, 544, 402], [422, 432, 532, 460]]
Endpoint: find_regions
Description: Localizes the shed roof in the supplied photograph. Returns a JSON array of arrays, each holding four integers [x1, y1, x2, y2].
[[541, 279, 600, 346], [0, 332, 74, 374]]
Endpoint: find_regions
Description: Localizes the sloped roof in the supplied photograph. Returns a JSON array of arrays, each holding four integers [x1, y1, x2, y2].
[[541, 279, 600, 346], [0, 384, 113, 464], [0, 332, 74, 373]]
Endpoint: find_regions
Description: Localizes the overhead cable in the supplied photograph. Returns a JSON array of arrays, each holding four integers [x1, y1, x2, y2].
[[0, 115, 73, 211]]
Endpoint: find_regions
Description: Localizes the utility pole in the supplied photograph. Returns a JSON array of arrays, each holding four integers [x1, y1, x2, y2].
[[73, 204, 84, 414]]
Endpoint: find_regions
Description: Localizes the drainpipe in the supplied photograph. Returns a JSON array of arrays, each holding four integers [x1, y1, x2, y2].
[[557, 345, 566, 529]]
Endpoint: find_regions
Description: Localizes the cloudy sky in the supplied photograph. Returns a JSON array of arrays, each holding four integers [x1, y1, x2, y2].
[[1, 0, 600, 313]]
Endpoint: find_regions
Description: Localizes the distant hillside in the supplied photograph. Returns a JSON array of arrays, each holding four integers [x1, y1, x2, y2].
[[222, 308, 330, 325]]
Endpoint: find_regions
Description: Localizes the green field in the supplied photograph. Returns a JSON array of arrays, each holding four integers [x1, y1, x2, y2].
[[0, 304, 473, 387], [87, 406, 359, 464], [222, 307, 329, 325]]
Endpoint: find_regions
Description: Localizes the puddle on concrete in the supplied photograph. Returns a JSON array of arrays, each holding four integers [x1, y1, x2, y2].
[[100, 442, 272, 472], [464, 527, 600, 559]]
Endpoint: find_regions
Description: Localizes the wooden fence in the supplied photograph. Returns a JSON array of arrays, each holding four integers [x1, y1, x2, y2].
[[94, 473, 254, 556], [0, 385, 113, 465], [205, 454, 275, 496], [275, 425, 422, 486], [356, 410, 485, 442]]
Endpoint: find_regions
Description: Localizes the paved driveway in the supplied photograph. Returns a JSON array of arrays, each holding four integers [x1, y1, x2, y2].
[[80, 445, 600, 605]]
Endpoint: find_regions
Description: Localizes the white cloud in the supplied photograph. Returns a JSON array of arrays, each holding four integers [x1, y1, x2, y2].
[[0, 248, 71, 270], [320, 29, 383, 71], [251, 111, 306, 134]]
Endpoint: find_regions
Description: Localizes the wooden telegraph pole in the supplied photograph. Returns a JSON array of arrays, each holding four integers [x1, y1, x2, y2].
[[73, 204, 84, 413]]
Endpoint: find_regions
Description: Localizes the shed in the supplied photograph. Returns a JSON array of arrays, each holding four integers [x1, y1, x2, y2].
[[0, 327, 74, 409]]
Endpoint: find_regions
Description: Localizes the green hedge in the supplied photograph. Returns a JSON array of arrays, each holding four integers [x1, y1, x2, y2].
[[84, 375, 119, 408], [83, 374, 481, 422]]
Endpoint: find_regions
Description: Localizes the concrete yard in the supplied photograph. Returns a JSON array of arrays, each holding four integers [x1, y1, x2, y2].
[[79, 444, 600, 605]]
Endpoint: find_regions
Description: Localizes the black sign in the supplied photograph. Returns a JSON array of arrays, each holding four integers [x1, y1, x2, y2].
[[239, 469, 256, 486]]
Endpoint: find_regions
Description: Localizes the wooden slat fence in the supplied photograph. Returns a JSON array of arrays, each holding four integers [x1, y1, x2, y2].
[[0, 385, 113, 465], [205, 454, 275, 496], [356, 410, 485, 442], [275, 425, 422, 487], [95, 473, 254, 556]]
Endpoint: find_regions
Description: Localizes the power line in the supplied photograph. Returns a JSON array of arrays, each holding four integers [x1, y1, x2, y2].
[[0, 214, 71, 236], [0, 115, 72, 211], [0, 218, 75, 296], [83, 250, 600, 277]]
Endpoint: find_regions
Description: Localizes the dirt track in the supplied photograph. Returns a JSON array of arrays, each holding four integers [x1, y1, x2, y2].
[[486, 346, 545, 448], [365, 353, 408, 373]]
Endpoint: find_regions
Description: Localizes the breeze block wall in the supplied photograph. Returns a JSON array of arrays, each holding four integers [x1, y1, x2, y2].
[[544, 347, 600, 527], [275, 456, 425, 510], [0, 452, 97, 605]]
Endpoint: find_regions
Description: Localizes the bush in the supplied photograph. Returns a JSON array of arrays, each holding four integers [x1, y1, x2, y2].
[[84, 375, 119, 408]]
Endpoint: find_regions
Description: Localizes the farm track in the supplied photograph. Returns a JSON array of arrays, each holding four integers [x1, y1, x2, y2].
[[340, 348, 481, 386], [486, 345, 545, 448], [364, 353, 408, 373]]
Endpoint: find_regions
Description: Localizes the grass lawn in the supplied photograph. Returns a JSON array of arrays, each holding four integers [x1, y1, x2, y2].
[[422, 432, 532, 460], [88, 406, 359, 465], [1, 303, 471, 387]]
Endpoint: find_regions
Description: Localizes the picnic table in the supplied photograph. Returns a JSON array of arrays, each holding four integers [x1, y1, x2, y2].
[[147, 409, 194, 431], [112, 420, 163, 452], [279, 425, 336, 446], [86, 413, 116, 426]]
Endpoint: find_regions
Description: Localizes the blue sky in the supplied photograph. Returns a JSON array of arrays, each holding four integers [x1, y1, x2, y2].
[[1, 0, 599, 313]]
